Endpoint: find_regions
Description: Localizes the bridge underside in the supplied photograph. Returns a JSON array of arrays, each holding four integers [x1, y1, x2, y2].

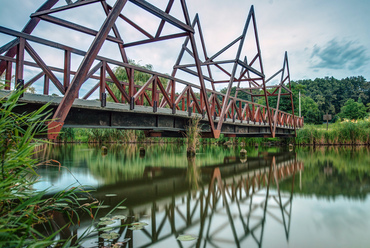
[[9, 92, 296, 138]]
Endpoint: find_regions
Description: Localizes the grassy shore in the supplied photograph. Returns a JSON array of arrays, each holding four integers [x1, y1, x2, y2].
[[296, 118, 370, 145]]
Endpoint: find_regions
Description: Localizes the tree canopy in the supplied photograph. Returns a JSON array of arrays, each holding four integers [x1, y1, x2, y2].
[[218, 76, 370, 124]]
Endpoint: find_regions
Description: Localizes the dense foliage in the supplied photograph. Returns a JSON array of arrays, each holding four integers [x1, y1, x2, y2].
[[220, 76, 370, 124]]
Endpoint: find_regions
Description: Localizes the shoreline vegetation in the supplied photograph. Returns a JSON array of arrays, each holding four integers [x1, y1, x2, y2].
[[296, 118, 370, 145], [0, 90, 130, 247], [55, 117, 370, 147]]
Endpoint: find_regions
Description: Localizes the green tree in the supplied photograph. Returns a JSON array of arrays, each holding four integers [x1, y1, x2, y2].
[[109, 60, 168, 106], [301, 96, 322, 124], [338, 99, 367, 120]]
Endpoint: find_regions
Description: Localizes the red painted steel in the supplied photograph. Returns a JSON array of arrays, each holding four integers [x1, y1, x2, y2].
[[0, 0, 304, 139]]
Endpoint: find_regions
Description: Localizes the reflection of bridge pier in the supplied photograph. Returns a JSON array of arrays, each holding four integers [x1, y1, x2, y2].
[[80, 153, 303, 248]]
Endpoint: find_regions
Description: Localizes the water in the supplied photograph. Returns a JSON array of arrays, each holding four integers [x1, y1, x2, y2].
[[34, 144, 370, 248]]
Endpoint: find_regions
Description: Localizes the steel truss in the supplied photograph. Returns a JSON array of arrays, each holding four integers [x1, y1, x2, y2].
[[0, 0, 304, 139]]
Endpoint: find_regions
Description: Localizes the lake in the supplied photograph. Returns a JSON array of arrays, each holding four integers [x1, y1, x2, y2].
[[34, 144, 370, 248]]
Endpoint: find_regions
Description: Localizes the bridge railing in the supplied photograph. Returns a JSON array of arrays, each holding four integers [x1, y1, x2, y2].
[[0, 26, 303, 136]]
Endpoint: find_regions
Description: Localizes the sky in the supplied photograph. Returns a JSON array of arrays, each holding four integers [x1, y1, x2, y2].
[[1, 0, 369, 95]]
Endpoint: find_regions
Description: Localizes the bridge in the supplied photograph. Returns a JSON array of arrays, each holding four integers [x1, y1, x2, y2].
[[0, 0, 304, 138], [41, 152, 303, 247]]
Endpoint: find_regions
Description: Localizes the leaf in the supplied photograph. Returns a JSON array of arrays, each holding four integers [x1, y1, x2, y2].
[[112, 215, 127, 220], [76, 197, 88, 201], [98, 220, 114, 226], [129, 222, 148, 230], [117, 206, 127, 210], [101, 232, 119, 240], [131, 222, 147, 227], [54, 203, 69, 207], [128, 226, 144, 231], [105, 194, 117, 197], [98, 205, 110, 209], [100, 217, 111, 221], [177, 234, 197, 241]]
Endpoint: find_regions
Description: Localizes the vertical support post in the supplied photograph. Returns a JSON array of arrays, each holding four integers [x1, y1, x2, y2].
[[239, 101, 243, 123], [171, 79, 175, 108], [212, 96, 216, 119], [187, 87, 190, 113], [100, 61, 106, 107], [16, 79, 24, 97], [64, 50, 71, 92], [153, 101, 157, 113], [130, 97, 135, 110], [15, 37, 25, 83], [152, 76, 157, 112], [43, 75, 49, 95], [129, 68, 135, 105], [299, 90, 301, 117], [5, 61, 12, 90]]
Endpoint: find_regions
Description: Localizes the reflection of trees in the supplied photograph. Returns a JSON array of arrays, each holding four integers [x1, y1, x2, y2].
[[187, 156, 201, 190], [36, 144, 272, 186], [281, 146, 370, 200]]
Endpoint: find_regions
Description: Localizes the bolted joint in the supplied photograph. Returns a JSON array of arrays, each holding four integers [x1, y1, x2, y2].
[[101, 92, 106, 107], [188, 107, 192, 117], [16, 79, 24, 97], [130, 97, 135, 110], [153, 101, 158, 113]]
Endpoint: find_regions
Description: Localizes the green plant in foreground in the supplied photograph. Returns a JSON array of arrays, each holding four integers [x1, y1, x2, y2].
[[0, 90, 97, 247]]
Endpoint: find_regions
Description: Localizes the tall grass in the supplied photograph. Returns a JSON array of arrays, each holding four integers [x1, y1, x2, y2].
[[186, 117, 201, 156], [0, 90, 96, 246], [57, 128, 183, 144], [296, 118, 370, 145]]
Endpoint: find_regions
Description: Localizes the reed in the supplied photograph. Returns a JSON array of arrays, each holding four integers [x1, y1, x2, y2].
[[296, 118, 370, 145], [0, 89, 96, 246], [186, 117, 201, 156]]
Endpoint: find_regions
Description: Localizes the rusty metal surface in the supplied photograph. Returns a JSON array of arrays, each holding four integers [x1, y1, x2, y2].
[[0, 0, 304, 139]]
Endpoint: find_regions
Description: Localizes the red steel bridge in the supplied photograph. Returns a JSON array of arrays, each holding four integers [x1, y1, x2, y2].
[[0, 0, 304, 139]]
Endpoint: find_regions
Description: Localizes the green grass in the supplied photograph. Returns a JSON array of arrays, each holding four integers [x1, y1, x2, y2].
[[296, 118, 370, 145]]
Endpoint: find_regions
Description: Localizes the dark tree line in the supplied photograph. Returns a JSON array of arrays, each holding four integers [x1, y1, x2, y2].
[[220, 76, 370, 124]]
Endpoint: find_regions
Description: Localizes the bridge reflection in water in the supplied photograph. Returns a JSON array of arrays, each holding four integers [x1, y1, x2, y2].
[[71, 153, 303, 247]]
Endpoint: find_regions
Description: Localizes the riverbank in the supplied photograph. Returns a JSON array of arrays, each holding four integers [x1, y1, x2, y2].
[[57, 127, 283, 145], [296, 118, 370, 145]]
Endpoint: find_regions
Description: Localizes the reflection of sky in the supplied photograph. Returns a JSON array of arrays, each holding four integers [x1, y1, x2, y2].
[[34, 167, 102, 193], [279, 195, 370, 248]]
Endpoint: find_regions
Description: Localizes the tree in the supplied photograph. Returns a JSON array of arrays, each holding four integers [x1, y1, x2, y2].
[[108, 60, 168, 106], [301, 96, 321, 124], [338, 99, 367, 120]]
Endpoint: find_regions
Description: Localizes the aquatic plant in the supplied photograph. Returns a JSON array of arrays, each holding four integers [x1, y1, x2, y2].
[[186, 117, 201, 156], [0, 89, 96, 246]]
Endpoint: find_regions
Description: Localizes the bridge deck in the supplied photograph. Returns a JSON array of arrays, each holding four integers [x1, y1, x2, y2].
[[2, 90, 297, 138]]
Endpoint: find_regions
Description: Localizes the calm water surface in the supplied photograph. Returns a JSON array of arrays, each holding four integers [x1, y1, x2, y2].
[[35, 144, 370, 248]]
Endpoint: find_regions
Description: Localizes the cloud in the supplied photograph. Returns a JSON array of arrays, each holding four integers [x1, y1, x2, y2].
[[310, 39, 369, 70]]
